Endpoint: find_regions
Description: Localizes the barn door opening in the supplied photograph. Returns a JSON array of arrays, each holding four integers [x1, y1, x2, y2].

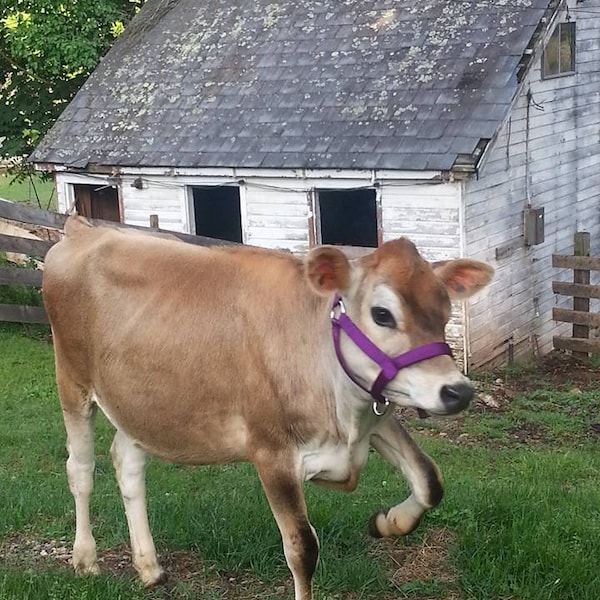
[[73, 184, 121, 222], [192, 185, 242, 243], [316, 188, 379, 248]]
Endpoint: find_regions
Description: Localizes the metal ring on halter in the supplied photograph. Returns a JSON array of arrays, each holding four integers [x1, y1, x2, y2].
[[372, 398, 390, 416], [330, 297, 347, 319]]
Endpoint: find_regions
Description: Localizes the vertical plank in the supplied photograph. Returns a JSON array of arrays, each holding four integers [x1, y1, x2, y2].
[[149, 214, 160, 230], [307, 191, 316, 248], [376, 185, 383, 247], [573, 232, 591, 360]]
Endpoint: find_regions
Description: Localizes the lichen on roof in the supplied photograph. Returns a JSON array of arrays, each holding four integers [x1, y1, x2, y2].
[[30, 0, 553, 171]]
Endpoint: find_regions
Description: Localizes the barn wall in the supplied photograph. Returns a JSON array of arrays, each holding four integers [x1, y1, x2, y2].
[[381, 182, 462, 260], [244, 184, 310, 252], [463, 0, 600, 369]]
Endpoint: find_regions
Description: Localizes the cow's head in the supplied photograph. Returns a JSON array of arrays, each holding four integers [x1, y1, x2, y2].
[[305, 239, 493, 416]]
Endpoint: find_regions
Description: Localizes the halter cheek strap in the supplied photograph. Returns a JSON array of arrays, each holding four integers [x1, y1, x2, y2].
[[330, 296, 452, 413]]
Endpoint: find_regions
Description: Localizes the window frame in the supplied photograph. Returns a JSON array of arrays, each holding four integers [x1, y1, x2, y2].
[[189, 184, 244, 243], [541, 21, 576, 80], [311, 187, 381, 249]]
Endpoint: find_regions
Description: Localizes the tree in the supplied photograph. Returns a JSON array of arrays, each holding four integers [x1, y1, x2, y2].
[[0, 0, 144, 165]]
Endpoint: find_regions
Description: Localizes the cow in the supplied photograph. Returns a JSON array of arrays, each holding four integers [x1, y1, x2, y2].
[[42, 216, 493, 600]]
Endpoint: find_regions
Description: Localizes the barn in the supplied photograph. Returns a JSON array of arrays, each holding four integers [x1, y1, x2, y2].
[[29, 0, 600, 369]]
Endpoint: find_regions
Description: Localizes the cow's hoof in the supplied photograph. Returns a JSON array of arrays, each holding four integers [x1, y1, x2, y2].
[[141, 567, 168, 588], [73, 561, 101, 576], [368, 510, 388, 538]]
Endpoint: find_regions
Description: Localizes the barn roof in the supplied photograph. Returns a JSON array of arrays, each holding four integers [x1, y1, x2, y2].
[[30, 0, 554, 172]]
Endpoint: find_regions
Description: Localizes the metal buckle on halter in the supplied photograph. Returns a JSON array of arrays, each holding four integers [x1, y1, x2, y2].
[[372, 398, 390, 417], [330, 297, 346, 320]]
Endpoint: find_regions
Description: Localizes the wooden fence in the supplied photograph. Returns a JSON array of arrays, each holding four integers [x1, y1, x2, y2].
[[0, 199, 231, 324], [552, 232, 600, 359]]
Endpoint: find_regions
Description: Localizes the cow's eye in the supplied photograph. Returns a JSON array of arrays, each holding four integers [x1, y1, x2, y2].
[[371, 306, 396, 328]]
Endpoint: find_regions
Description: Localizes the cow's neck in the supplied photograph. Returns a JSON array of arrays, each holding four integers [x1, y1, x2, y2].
[[333, 371, 384, 443]]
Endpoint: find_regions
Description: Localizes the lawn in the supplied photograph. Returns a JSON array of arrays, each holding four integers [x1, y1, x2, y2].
[[0, 172, 55, 209], [0, 323, 599, 599]]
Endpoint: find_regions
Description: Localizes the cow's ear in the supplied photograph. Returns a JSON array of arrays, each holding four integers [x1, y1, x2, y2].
[[433, 259, 494, 301], [306, 246, 351, 295]]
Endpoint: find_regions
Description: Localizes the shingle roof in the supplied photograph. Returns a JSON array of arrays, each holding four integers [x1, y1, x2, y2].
[[30, 0, 553, 171]]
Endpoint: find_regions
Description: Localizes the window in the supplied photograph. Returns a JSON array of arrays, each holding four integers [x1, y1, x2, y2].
[[542, 22, 575, 78], [192, 185, 242, 243], [73, 184, 120, 222], [316, 189, 378, 248]]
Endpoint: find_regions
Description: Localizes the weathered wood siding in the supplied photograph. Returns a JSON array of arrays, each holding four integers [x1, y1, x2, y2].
[[381, 183, 462, 260], [55, 173, 207, 233], [121, 176, 188, 232], [244, 184, 310, 252], [463, 1, 600, 368]]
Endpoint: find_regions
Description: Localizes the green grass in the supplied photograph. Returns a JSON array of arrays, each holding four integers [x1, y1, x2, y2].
[[0, 172, 55, 209], [1, 324, 599, 599]]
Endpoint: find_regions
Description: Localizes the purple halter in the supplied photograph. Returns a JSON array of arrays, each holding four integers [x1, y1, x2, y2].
[[330, 295, 452, 415]]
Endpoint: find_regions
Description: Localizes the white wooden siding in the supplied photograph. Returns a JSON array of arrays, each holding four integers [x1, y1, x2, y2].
[[381, 183, 462, 260], [121, 177, 187, 232], [463, 0, 600, 368], [244, 185, 310, 252]]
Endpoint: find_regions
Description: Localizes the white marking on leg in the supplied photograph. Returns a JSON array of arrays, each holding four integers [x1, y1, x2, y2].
[[111, 429, 165, 587], [369, 416, 443, 537], [63, 410, 99, 575]]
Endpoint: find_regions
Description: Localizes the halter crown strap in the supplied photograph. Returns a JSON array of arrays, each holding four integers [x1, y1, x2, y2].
[[330, 296, 452, 404]]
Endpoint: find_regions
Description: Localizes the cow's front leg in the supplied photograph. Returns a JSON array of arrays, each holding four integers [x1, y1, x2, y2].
[[111, 429, 166, 587], [368, 415, 444, 537], [255, 455, 319, 600]]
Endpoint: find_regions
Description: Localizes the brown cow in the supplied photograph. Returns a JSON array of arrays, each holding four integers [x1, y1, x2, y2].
[[42, 216, 493, 600]]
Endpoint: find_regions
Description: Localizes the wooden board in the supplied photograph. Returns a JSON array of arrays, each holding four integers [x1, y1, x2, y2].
[[0, 267, 43, 287], [0, 234, 54, 257], [552, 281, 600, 299], [0, 303, 47, 324], [553, 308, 600, 327], [552, 254, 600, 270], [553, 336, 600, 353], [0, 199, 67, 229]]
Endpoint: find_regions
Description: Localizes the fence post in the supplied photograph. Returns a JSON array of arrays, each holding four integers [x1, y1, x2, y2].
[[573, 232, 590, 360], [149, 214, 159, 230]]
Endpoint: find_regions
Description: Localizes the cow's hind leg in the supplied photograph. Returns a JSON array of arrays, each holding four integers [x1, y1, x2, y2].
[[255, 456, 319, 600], [59, 379, 99, 576], [369, 415, 444, 537], [110, 429, 165, 587]]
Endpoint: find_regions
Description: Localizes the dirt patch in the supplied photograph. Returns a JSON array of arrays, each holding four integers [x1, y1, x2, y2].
[[0, 530, 459, 599], [372, 528, 459, 599]]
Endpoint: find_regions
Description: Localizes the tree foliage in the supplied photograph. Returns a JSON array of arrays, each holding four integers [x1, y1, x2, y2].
[[0, 0, 144, 161]]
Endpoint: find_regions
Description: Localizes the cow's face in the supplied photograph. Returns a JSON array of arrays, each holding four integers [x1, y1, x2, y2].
[[306, 239, 493, 416]]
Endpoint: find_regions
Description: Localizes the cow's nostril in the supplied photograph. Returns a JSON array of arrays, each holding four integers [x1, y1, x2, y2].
[[440, 383, 473, 413]]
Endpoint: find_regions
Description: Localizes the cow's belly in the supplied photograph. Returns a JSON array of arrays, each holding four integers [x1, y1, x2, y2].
[[300, 439, 370, 491], [92, 392, 249, 464]]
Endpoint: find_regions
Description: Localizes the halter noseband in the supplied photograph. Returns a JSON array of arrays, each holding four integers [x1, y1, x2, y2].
[[330, 295, 452, 416]]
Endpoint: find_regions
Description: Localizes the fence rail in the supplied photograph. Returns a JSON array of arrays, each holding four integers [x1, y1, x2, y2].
[[552, 232, 600, 358], [0, 198, 229, 325]]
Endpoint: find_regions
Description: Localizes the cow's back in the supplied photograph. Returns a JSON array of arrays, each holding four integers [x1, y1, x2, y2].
[[43, 218, 335, 463]]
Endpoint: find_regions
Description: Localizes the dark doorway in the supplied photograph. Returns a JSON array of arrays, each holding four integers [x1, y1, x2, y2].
[[192, 186, 242, 243], [318, 189, 378, 247], [73, 184, 120, 222]]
